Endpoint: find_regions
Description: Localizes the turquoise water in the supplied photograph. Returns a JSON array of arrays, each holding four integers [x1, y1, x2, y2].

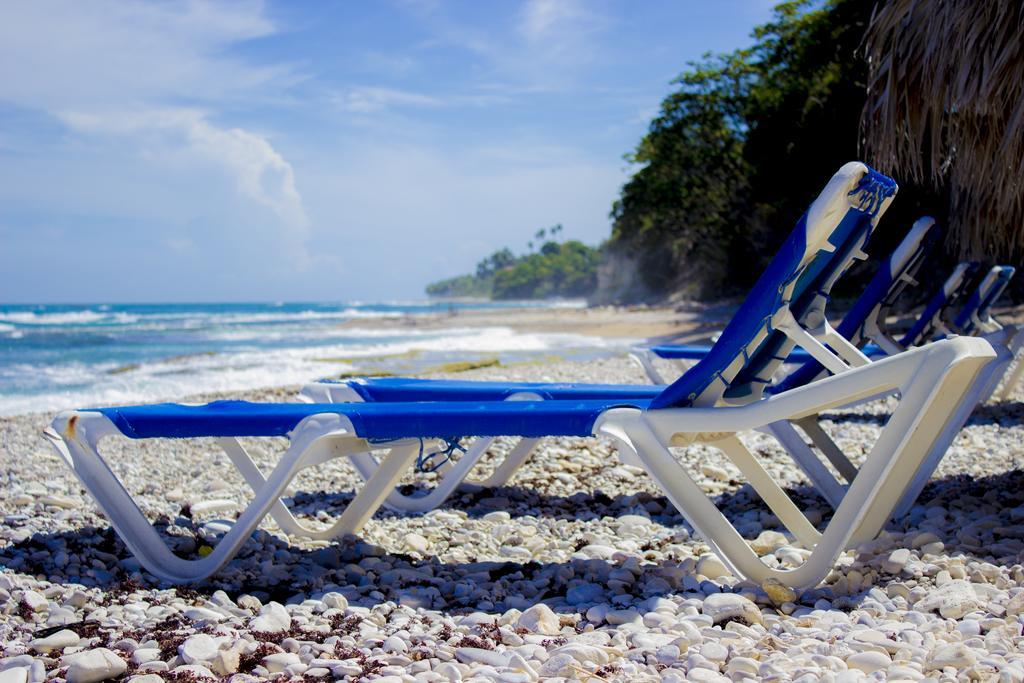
[[0, 301, 622, 415]]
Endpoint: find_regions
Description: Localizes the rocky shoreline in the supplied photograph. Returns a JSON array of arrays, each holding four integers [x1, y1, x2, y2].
[[2, 355, 1024, 681]]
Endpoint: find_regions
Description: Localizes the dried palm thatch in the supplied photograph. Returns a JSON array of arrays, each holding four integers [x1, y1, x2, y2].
[[861, 0, 1024, 257]]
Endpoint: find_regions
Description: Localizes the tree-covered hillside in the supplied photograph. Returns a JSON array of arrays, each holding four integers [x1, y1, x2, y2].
[[426, 226, 599, 300], [600, 0, 943, 303]]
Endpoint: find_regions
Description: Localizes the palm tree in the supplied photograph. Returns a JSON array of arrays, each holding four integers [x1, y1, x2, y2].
[[861, 0, 1024, 258]]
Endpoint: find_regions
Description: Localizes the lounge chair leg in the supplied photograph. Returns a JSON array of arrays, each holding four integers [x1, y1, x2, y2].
[[470, 437, 542, 488], [762, 422, 847, 508], [988, 326, 1024, 401], [630, 350, 668, 385], [713, 435, 821, 548], [999, 351, 1024, 401], [44, 414, 358, 583], [309, 442, 421, 539], [601, 415, 842, 587], [217, 436, 422, 540], [378, 437, 496, 513], [594, 340, 995, 587], [891, 349, 1012, 518], [217, 437, 318, 538], [793, 417, 859, 483]]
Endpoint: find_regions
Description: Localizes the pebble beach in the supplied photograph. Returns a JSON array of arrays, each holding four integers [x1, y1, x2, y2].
[[2, 351, 1024, 683]]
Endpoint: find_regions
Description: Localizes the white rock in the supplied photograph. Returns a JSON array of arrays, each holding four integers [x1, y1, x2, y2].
[[321, 592, 348, 610], [701, 464, 730, 482], [184, 607, 224, 623], [262, 653, 300, 673], [701, 642, 728, 663], [382, 636, 407, 654], [910, 531, 940, 548], [696, 554, 730, 580], [725, 657, 759, 677], [1000, 665, 1024, 683], [632, 633, 676, 650], [605, 608, 640, 625], [189, 499, 237, 516], [63, 648, 128, 683], [881, 548, 911, 574], [846, 651, 891, 674], [917, 580, 979, 619], [170, 665, 216, 679], [127, 676, 164, 683], [761, 578, 796, 606], [403, 533, 429, 554], [435, 662, 462, 680], [211, 651, 240, 676], [30, 629, 79, 653], [248, 601, 291, 632], [130, 649, 160, 666], [538, 653, 576, 678], [750, 531, 788, 555], [578, 545, 616, 560], [1005, 592, 1024, 616], [516, 604, 561, 635], [849, 630, 899, 654], [702, 593, 763, 626], [20, 591, 47, 612], [179, 634, 219, 664], [40, 495, 80, 509], [455, 648, 511, 667], [686, 667, 729, 682], [585, 603, 609, 624], [0, 668, 28, 683], [508, 653, 537, 678], [927, 643, 977, 670], [551, 643, 610, 665], [237, 595, 262, 612]]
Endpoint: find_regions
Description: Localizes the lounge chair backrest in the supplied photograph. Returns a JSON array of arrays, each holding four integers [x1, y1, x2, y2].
[[650, 162, 897, 409], [863, 216, 940, 340], [958, 265, 1015, 332], [770, 216, 939, 393], [899, 261, 979, 346]]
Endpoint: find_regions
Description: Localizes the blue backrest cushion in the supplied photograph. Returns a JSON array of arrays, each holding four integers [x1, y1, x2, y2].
[[722, 204, 874, 403], [650, 163, 897, 410], [900, 261, 978, 346], [771, 217, 939, 393], [870, 217, 940, 334], [952, 264, 1013, 334], [977, 266, 1015, 321]]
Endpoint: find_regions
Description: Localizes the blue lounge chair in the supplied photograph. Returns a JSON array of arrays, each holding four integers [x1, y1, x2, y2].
[[304, 243, 1013, 519], [897, 261, 980, 349], [44, 163, 998, 587], [298, 217, 943, 510], [633, 216, 939, 382]]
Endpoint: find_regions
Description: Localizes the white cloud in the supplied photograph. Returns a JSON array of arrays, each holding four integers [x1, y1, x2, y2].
[[401, 0, 609, 92], [0, 0, 314, 268], [519, 0, 587, 42], [335, 87, 445, 114], [0, 0, 285, 111], [59, 108, 311, 267]]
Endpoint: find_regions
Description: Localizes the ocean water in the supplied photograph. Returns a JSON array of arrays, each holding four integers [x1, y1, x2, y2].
[[0, 301, 625, 416]]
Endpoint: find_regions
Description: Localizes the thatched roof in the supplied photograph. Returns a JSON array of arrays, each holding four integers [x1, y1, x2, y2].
[[861, 0, 1024, 257]]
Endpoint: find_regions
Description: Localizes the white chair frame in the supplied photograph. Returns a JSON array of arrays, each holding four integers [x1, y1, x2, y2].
[[45, 336, 995, 587]]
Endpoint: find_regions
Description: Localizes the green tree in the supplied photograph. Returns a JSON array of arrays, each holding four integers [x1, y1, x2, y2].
[[607, 0, 929, 300], [426, 236, 600, 300]]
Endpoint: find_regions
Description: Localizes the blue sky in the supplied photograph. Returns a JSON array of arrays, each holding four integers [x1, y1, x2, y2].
[[0, 0, 776, 302]]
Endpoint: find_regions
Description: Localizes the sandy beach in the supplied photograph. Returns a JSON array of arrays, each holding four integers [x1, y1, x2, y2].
[[335, 303, 725, 343], [2, 306, 1024, 682]]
